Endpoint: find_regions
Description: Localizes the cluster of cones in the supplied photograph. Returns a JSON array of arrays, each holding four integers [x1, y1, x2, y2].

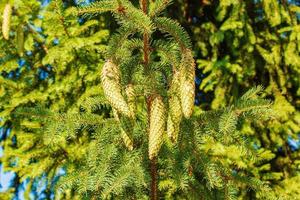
[[101, 49, 195, 159]]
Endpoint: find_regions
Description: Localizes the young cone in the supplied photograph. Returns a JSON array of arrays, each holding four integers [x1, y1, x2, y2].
[[17, 24, 24, 57], [149, 95, 166, 160], [2, 3, 12, 40], [101, 60, 132, 117], [180, 49, 195, 118], [167, 71, 182, 143]]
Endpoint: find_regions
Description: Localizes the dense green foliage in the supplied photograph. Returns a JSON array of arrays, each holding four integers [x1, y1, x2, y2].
[[0, 0, 299, 199], [167, 0, 300, 199]]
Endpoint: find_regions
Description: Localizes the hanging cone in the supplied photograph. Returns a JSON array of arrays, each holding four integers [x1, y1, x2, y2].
[[2, 3, 12, 40], [179, 49, 195, 119], [101, 60, 132, 117], [17, 24, 24, 57], [167, 71, 182, 143], [149, 95, 166, 160]]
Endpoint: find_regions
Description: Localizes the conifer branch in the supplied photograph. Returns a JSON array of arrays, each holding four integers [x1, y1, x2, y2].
[[106, 27, 137, 60], [154, 17, 192, 49], [77, 0, 119, 16], [26, 24, 49, 54], [152, 40, 180, 67], [78, 0, 153, 33], [13, 9, 49, 54], [149, 0, 173, 17]]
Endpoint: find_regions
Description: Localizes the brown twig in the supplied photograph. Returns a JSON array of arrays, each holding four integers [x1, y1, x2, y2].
[[150, 157, 158, 200], [141, 0, 158, 199]]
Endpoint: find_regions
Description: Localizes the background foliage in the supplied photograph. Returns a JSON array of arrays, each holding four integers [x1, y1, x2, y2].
[[0, 0, 299, 199], [168, 0, 300, 199], [0, 0, 109, 198]]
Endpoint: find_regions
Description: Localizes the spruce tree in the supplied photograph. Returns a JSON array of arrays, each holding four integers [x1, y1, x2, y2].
[[0, 0, 288, 199], [12, 0, 275, 199]]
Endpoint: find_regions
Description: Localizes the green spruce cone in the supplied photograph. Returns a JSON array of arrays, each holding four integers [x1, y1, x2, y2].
[[167, 71, 182, 143], [17, 24, 24, 57], [149, 95, 166, 160], [113, 109, 134, 151], [2, 3, 12, 40], [180, 49, 195, 118], [101, 60, 132, 117]]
